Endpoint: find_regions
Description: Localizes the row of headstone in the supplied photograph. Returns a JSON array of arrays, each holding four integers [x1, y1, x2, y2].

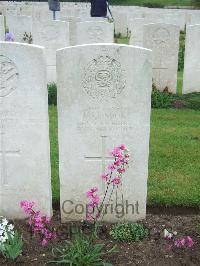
[[0, 42, 152, 222], [130, 21, 200, 94], [1, 2, 200, 36], [4, 15, 114, 83]]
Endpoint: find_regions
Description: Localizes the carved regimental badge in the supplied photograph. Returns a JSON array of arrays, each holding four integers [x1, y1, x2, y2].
[[82, 55, 126, 100], [0, 55, 19, 97]]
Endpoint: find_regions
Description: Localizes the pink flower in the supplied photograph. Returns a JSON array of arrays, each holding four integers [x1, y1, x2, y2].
[[101, 173, 109, 181], [20, 200, 56, 246], [20, 200, 35, 214], [41, 238, 48, 246], [111, 146, 121, 157], [119, 144, 126, 150], [112, 176, 121, 185], [175, 238, 186, 248], [114, 159, 122, 166], [91, 195, 100, 206], [86, 187, 98, 198], [117, 168, 125, 173], [186, 236, 194, 248], [108, 163, 116, 171]]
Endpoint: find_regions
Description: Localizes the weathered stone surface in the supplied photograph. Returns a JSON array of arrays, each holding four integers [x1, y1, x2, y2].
[[0, 16, 4, 41], [76, 21, 114, 45], [183, 25, 200, 93], [57, 44, 152, 223], [32, 20, 69, 83], [0, 42, 52, 219], [6, 15, 32, 43], [112, 11, 128, 36], [60, 16, 82, 46], [143, 23, 179, 93]]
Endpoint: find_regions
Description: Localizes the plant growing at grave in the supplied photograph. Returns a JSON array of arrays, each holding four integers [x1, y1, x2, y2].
[[50, 231, 115, 265], [178, 30, 185, 72], [109, 222, 148, 242], [85, 144, 130, 234], [48, 83, 57, 105], [164, 229, 195, 250], [151, 85, 173, 108], [0, 217, 23, 261], [5, 32, 14, 42], [23, 32, 33, 44], [20, 201, 56, 246]]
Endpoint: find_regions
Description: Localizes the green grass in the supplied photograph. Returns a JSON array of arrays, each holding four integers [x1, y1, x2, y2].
[[177, 71, 183, 94], [49, 106, 200, 207], [109, 0, 191, 6], [148, 109, 200, 206], [49, 106, 59, 202]]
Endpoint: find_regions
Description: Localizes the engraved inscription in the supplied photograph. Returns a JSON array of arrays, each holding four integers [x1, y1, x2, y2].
[[0, 55, 19, 97], [82, 56, 126, 100], [152, 27, 170, 47], [85, 136, 113, 174]]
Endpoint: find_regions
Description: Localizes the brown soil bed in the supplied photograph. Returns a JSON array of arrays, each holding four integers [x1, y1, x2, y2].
[[1, 210, 200, 266]]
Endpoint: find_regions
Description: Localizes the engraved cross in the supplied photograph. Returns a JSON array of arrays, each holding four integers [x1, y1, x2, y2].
[[0, 122, 20, 185], [85, 136, 113, 174]]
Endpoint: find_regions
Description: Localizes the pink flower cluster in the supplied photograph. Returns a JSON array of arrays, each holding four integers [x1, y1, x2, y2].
[[20, 200, 56, 246], [174, 236, 194, 248], [166, 235, 194, 251], [86, 144, 130, 221], [86, 187, 100, 221], [103, 144, 130, 186]]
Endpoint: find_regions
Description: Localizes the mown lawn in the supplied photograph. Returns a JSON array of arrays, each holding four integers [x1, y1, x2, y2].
[[49, 106, 200, 207], [110, 0, 191, 6]]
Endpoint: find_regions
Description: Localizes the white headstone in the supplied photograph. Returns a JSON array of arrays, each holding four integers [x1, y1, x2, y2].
[[113, 11, 128, 37], [129, 18, 146, 46], [32, 20, 69, 83], [183, 25, 200, 93], [6, 15, 32, 43], [76, 21, 114, 45], [143, 23, 179, 93], [57, 44, 152, 223], [60, 16, 82, 46], [0, 15, 4, 41], [0, 42, 52, 219], [188, 13, 200, 26]]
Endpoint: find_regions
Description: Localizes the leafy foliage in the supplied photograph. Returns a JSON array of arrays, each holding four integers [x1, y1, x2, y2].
[[191, 0, 200, 7], [172, 92, 200, 110], [178, 31, 186, 72], [0, 231, 23, 261], [50, 232, 115, 265], [151, 86, 173, 108], [48, 83, 57, 105], [110, 223, 148, 242]]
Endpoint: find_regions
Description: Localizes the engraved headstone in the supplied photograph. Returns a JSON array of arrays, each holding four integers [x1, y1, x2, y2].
[[32, 20, 69, 83], [6, 15, 32, 43], [76, 21, 114, 45], [143, 23, 179, 93], [183, 25, 200, 93], [0, 15, 4, 41], [0, 42, 52, 219], [57, 44, 152, 223]]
